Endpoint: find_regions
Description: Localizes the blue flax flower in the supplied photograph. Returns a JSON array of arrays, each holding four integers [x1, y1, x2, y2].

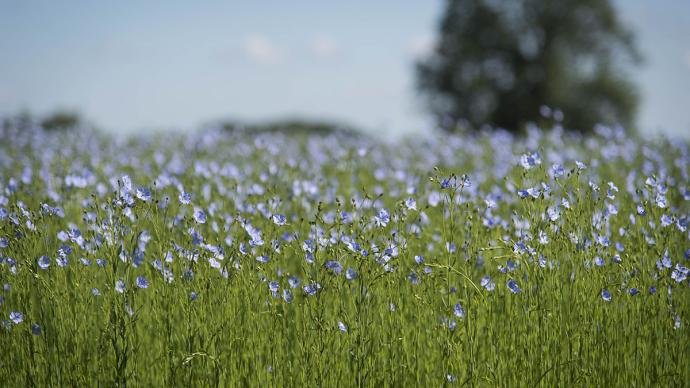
[[115, 279, 125, 293], [480, 275, 495, 291], [9, 311, 23, 324], [136, 276, 149, 289], [345, 268, 358, 281], [282, 289, 293, 303], [507, 279, 521, 294], [193, 207, 207, 224], [37, 256, 50, 270], [601, 289, 612, 302], [303, 283, 320, 296], [453, 303, 465, 318]]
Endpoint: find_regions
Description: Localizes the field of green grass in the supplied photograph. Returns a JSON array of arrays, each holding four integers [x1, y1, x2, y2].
[[0, 122, 688, 386]]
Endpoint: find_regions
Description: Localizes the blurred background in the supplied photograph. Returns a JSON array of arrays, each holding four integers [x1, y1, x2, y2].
[[0, 0, 688, 138]]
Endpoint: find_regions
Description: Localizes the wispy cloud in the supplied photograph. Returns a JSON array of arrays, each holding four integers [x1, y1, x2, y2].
[[407, 35, 435, 58], [310, 36, 338, 58], [242, 35, 283, 65]]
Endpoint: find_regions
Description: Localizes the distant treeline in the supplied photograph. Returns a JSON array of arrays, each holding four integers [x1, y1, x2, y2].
[[2, 112, 364, 137], [2, 111, 83, 131], [219, 118, 362, 137]]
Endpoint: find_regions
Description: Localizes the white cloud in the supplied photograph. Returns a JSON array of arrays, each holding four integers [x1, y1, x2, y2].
[[242, 35, 283, 65], [407, 35, 435, 58], [310, 36, 338, 58]]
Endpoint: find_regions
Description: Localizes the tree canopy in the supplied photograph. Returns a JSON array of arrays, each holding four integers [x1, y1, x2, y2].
[[417, 0, 641, 132], [40, 111, 82, 131]]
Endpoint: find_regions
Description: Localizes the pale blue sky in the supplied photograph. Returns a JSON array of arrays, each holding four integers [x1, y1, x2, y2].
[[1, 1, 688, 137]]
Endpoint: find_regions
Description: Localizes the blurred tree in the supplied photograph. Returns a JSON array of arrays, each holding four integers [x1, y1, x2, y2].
[[416, 0, 641, 132], [41, 111, 81, 131]]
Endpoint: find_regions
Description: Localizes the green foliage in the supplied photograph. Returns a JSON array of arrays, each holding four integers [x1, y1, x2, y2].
[[417, 0, 641, 132], [40, 111, 81, 131]]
